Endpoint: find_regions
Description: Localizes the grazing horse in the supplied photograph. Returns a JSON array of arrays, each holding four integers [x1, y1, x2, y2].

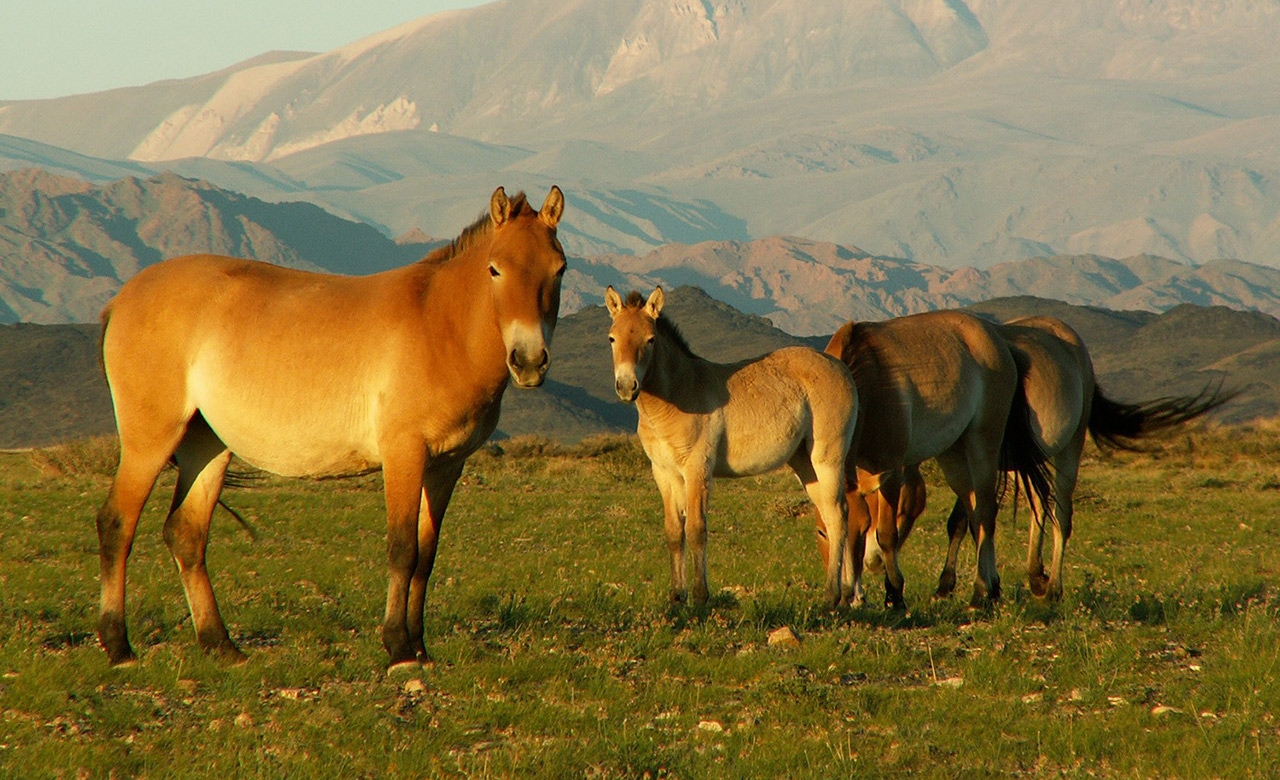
[[855, 315, 1231, 602], [96, 186, 566, 670], [605, 286, 858, 607], [818, 310, 1051, 607]]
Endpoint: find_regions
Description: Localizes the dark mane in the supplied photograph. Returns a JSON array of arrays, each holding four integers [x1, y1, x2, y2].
[[419, 191, 531, 265], [622, 290, 694, 356]]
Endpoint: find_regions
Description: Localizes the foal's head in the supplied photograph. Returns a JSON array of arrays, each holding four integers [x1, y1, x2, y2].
[[484, 186, 567, 388], [605, 286, 665, 403]]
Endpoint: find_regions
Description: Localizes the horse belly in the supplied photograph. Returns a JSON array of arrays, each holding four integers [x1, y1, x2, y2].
[[718, 410, 806, 478], [189, 362, 381, 478]]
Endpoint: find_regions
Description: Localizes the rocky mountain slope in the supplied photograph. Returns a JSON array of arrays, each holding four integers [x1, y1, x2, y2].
[[2, 0, 1279, 266], [2, 288, 1271, 449], [6, 168, 1280, 333], [0, 169, 438, 322]]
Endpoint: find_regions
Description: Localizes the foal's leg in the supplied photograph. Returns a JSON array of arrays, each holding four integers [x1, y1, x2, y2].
[[791, 451, 849, 607], [380, 442, 428, 671], [406, 459, 465, 663], [682, 468, 712, 606], [97, 425, 186, 666], [164, 419, 241, 661], [652, 466, 688, 604]]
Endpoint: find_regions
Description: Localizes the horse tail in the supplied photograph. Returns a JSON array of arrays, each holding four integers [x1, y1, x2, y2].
[[97, 301, 115, 372], [999, 378, 1055, 517], [1087, 379, 1235, 452]]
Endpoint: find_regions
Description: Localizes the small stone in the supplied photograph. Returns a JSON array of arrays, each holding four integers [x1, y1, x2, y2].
[[767, 627, 800, 647], [1068, 688, 1084, 702], [934, 676, 964, 688], [1151, 705, 1182, 717], [402, 678, 426, 694], [697, 720, 724, 733], [234, 712, 254, 728], [1021, 692, 1043, 704]]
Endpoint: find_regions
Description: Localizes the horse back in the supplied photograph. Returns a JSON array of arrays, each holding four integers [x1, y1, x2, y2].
[[828, 310, 1018, 469]]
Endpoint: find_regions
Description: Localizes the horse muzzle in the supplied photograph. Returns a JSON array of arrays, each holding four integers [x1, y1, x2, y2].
[[614, 376, 640, 403], [508, 347, 550, 389]]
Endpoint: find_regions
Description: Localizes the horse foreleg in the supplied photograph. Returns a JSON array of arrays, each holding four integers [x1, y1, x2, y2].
[[936, 498, 969, 599], [653, 467, 687, 604], [97, 438, 181, 666], [844, 489, 871, 607], [406, 460, 464, 663], [380, 443, 427, 671], [683, 471, 712, 606]]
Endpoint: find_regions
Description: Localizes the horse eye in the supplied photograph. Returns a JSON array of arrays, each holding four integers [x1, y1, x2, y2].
[[554, 264, 567, 277], [489, 265, 500, 278]]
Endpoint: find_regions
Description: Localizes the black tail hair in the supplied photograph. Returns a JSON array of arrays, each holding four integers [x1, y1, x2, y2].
[[1000, 378, 1055, 517], [1089, 378, 1236, 452]]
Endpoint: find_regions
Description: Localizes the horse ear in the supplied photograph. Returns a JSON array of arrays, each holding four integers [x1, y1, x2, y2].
[[490, 186, 512, 227], [605, 286, 623, 317], [540, 185, 564, 228], [645, 287, 665, 318]]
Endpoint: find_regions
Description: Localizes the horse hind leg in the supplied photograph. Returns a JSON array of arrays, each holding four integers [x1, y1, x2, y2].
[[791, 448, 848, 608], [163, 418, 243, 662], [98, 417, 192, 665], [1042, 452, 1080, 602]]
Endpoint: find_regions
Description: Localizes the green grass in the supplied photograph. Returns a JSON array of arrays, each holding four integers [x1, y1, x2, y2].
[[1, 429, 1278, 778]]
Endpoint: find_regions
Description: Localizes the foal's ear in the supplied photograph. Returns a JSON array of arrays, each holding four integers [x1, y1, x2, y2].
[[605, 286, 624, 317], [490, 186, 512, 227], [540, 185, 564, 228], [645, 287, 665, 318]]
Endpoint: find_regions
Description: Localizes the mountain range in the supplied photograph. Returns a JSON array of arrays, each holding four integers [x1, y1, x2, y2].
[[6, 168, 1280, 335], [2, 0, 1279, 268], [3, 287, 1272, 450]]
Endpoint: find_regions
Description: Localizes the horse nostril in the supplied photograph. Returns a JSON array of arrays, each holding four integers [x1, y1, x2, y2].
[[537, 349, 549, 370]]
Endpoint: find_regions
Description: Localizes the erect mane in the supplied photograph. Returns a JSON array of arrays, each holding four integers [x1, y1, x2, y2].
[[419, 191, 531, 265], [621, 290, 694, 356]]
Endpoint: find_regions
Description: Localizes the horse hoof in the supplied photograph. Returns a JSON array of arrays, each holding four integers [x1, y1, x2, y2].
[[387, 659, 423, 676]]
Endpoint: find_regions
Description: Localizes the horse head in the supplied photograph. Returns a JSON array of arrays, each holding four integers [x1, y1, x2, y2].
[[486, 185, 566, 388], [605, 286, 664, 403]]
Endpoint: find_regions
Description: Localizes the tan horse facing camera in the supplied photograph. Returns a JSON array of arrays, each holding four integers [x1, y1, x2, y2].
[[605, 286, 859, 607], [96, 186, 566, 671]]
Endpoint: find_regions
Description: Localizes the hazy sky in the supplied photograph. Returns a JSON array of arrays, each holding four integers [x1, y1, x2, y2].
[[0, 0, 491, 101]]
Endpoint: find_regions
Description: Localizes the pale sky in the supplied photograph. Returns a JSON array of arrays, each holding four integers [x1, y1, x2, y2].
[[0, 0, 491, 101]]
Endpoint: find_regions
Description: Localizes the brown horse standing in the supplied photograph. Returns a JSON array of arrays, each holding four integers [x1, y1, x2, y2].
[[96, 186, 566, 670], [941, 315, 1231, 600], [606, 287, 858, 607], [820, 310, 1050, 607], [857, 315, 1230, 602]]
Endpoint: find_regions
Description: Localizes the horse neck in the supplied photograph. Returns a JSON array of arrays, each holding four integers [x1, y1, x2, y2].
[[639, 331, 714, 406], [420, 243, 508, 390]]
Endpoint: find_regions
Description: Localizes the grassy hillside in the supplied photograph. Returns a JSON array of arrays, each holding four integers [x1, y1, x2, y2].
[[1, 427, 1276, 777]]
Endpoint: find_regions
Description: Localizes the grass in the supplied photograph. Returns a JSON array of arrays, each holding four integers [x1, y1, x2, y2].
[[1, 429, 1278, 778]]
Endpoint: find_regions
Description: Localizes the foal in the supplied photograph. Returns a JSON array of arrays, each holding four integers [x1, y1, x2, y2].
[[605, 286, 858, 607]]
